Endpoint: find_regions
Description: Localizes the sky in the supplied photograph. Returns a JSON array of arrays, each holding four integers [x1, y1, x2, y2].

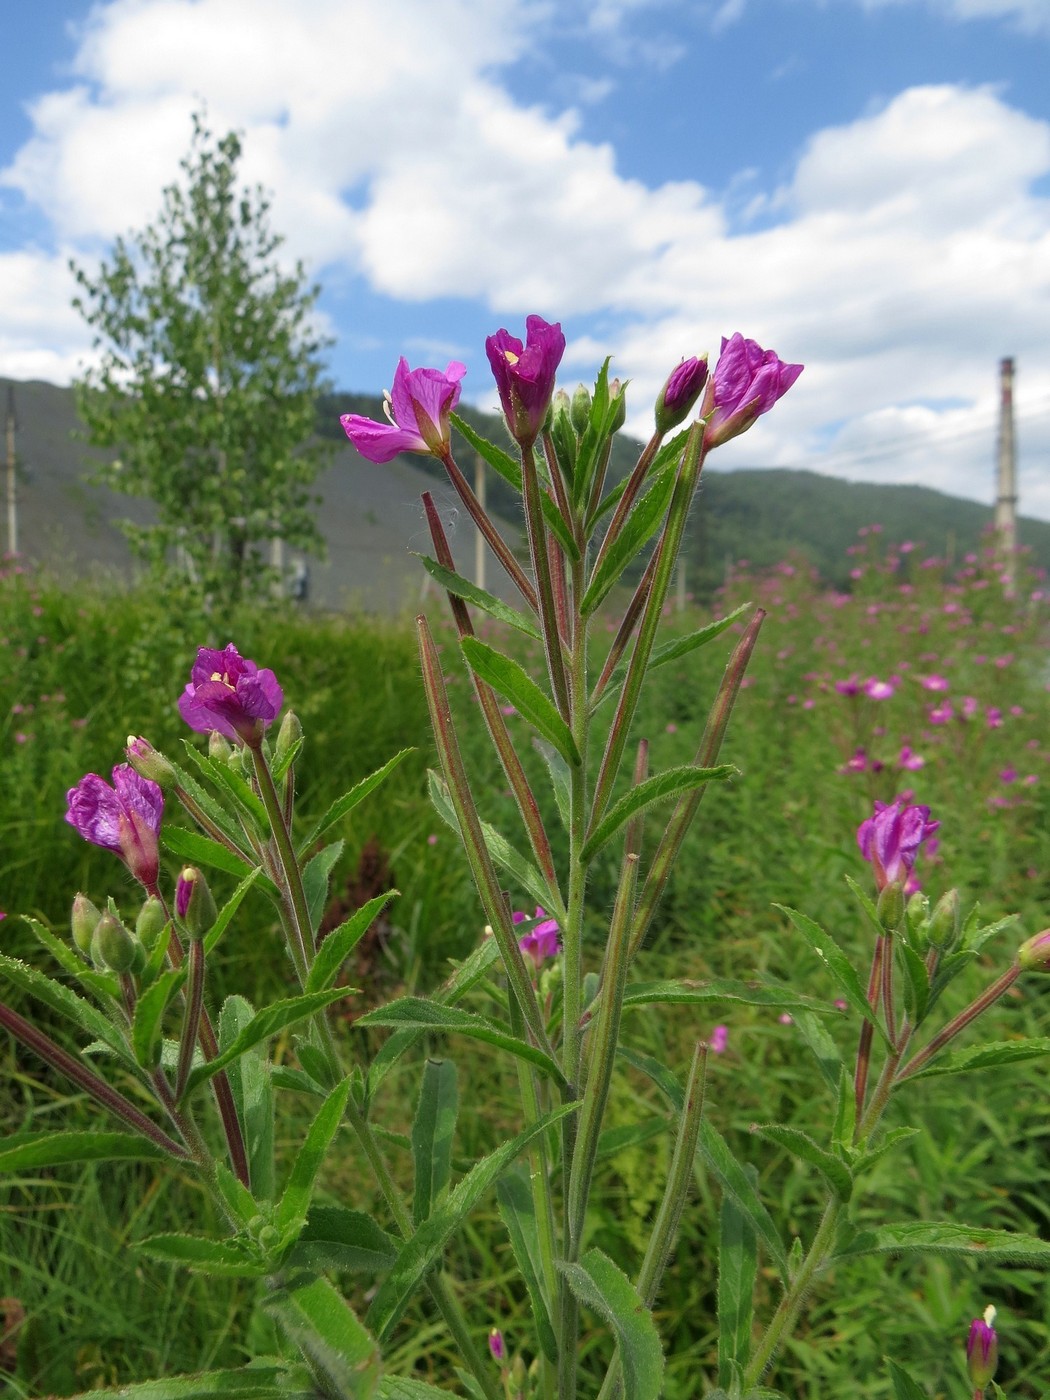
[[1, 0, 1049, 516]]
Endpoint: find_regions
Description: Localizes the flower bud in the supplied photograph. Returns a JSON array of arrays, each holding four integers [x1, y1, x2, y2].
[[175, 866, 217, 941], [570, 383, 592, 436], [1017, 928, 1050, 973], [208, 731, 233, 762], [71, 893, 102, 956], [654, 355, 708, 434], [876, 880, 905, 932], [488, 1328, 505, 1362], [136, 895, 168, 951], [926, 888, 961, 951], [125, 736, 175, 789], [275, 710, 303, 767], [966, 1305, 999, 1389], [608, 379, 627, 432], [93, 911, 137, 973]]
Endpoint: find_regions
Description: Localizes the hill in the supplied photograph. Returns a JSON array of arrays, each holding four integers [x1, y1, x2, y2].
[[3, 377, 1045, 610]]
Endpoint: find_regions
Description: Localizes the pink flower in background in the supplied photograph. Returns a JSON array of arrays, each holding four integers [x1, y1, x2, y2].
[[898, 746, 925, 771], [513, 907, 561, 969], [864, 677, 895, 700], [341, 358, 466, 463], [857, 798, 939, 891], [486, 315, 565, 449], [961, 696, 979, 719], [1000, 767, 1018, 784], [702, 334, 803, 449], [66, 765, 163, 890], [928, 702, 954, 725], [841, 747, 869, 774], [708, 1025, 729, 1053], [986, 707, 1003, 729], [919, 674, 948, 692], [834, 674, 861, 696]]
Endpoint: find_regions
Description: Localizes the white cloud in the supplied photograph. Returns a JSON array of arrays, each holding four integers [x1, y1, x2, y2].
[[845, 0, 1050, 35], [1, 0, 1048, 516]]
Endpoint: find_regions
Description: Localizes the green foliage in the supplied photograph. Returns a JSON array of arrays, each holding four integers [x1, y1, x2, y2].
[[71, 113, 330, 599]]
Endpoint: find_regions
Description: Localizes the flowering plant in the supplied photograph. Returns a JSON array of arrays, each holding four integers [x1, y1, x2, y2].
[[0, 318, 1039, 1400]]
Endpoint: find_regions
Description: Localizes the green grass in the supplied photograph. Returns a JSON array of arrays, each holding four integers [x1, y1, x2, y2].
[[1, 529, 1049, 1397]]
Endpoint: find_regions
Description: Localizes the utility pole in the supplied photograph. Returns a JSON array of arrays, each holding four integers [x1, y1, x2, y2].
[[5, 386, 17, 556], [994, 356, 1017, 595]]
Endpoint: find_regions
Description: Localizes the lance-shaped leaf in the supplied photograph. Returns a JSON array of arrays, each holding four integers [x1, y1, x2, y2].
[[204, 868, 262, 956], [356, 998, 566, 1088], [751, 1124, 853, 1202], [886, 1359, 930, 1400], [699, 1120, 789, 1283], [775, 905, 892, 1048], [22, 916, 118, 1001], [557, 1249, 664, 1400], [581, 467, 677, 617], [901, 1037, 1050, 1081], [616, 1045, 685, 1112], [266, 1274, 381, 1399], [286, 1205, 397, 1274], [275, 1077, 352, 1235], [180, 741, 269, 830], [622, 978, 834, 1015], [186, 989, 348, 1093], [460, 637, 579, 766], [650, 602, 753, 669], [307, 891, 399, 995], [302, 839, 344, 938], [162, 826, 259, 884], [219, 995, 275, 1201], [378, 1382, 465, 1399], [0, 1130, 171, 1172], [412, 1058, 459, 1226], [718, 1197, 757, 1391], [582, 764, 733, 862], [168, 752, 256, 852], [298, 748, 414, 854], [792, 1010, 843, 1095], [132, 968, 186, 1069], [367, 1102, 576, 1340], [139, 1233, 268, 1278], [533, 739, 570, 830], [62, 1367, 314, 1400], [415, 557, 541, 639], [837, 1221, 1050, 1264], [0, 952, 127, 1056], [497, 1167, 558, 1363]]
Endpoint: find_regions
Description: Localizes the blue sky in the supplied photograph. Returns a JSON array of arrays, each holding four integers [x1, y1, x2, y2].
[[1, 0, 1048, 515]]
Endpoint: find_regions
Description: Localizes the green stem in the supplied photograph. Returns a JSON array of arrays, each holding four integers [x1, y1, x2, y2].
[[175, 937, 206, 1103], [440, 448, 538, 612], [509, 995, 560, 1317], [897, 966, 1021, 1082], [521, 441, 571, 719], [587, 429, 663, 583]]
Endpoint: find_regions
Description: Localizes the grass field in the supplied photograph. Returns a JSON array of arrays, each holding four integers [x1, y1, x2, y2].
[[1, 525, 1048, 1397]]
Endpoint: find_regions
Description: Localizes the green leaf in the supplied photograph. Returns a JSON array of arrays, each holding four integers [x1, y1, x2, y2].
[[0, 1129, 171, 1172], [168, 753, 255, 852], [298, 748, 414, 853], [496, 1167, 558, 1363], [650, 602, 753, 669], [699, 1120, 789, 1283], [367, 1102, 576, 1340], [450, 411, 522, 492], [775, 905, 891, 1047], [307, 891, 399, 995], [853, 1126, 920, 1176], [415, 556, 541, 638], [616, 1045, 685, 1113], [139, 921, 174, 992], [751, 1124, 853, 1201], [411, 1058, 458, 1226], [204, 868, 262, 955], [902, 1037, 1050, 1081], [180, 741, 269, 830], [378, 1382, 463, 1399], [460, 637, 579, 766], [792, 1010, 843, 1095], [266, 1274, 381, 1399], [885, 1358, 929, 1400], [132, 968, 186, 1070], [588, 428, 687, 530], [162, 826, 260, 884], [60, 1366, 310, 1400], [286, 1205, 397, 1274], [219, 995, 275, 1201], [623, 978, 833, 1015], [356, 997, 565, 1087], [838, 1221, 1050, 1264], [275, 1077, 351, 1235], [533, 738, 571, 830], [22, 916, 119, 1001], [0, 951, 127, 1056], [187, 990, 347, 1093], [302, 839, 344, 938], [717, 1196, 757, 1390], [271, 734, 305, 782], [582, 765, 734, 862], [843, 873, 886, 941], [213, 1161, 258, 1228], [897, 937, 931, 1025], [581, 467, 677, 616], [557, 1248, 664, 1400], [139, 1233, 267, 1278], [596, 1117, 669, 1160]]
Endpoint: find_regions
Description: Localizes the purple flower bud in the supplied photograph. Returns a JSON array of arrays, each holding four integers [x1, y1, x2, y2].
[[125, 735, 176, 788], [702, 333, 803, 450], [486, 315, 566, 450], [967, 1306, 999, 1389], [66, 764, 164, 891], [708, 1024, 729, 1053], [178, 643, 283, 745], [488, 1328, 505, 1362], [175, 866, 216, 940], [513, 906, 561, 969], [654, 355, 708, 433], [857, 798, 939, 892], [1017, 928, 1050, 973], [341, 358, 466, 464]]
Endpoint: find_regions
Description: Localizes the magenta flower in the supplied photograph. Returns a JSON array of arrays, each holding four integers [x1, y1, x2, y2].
[[340, 357, 466, 464], [513, 906, 561, 969], [708, 1024, 729, 1053], [654, 355, 708, 433], [919, 674, 948, 692], [178, 643, 283, 745], [928, 701, 954, 725], [857, 798, 940, 891], [488, 1329, 505, 1363], [966, 1307, 999, 1389], [66, 764, 164, 890], [702, 334, 803, 450], [834, 674, 861, 696], [864, 677, 895, 701], [898, 745, 925, 771], [485, 315, 566, 449]]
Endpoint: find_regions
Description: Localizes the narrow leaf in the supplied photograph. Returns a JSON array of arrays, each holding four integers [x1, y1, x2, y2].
[[266, 1274, 381, 1399], [751, 1124, 853, 1201], [62, 1367, 309, 1400], [775, 905, 891, 1047], [557, 1248, 664, 1400], [650, 602, 753, 669], [699, 1119, 789, 1283], [885, 1358, 929, 1400], [792, 1010, 843, 1095], [496, 1167, 558, 1363], [415, 556, 541, 638], [623, 978, 834, 1015], [0, 1130, 170, 1172], [378, 1382, 463, 1399], [139, 1233, 267, 1278], [286, 1205, 397, 1274], [582, 764, 734, 862], [23, 916, 118, 1001], [616, 1045, 685, 1112], [180, 743, 269, 830], [460, 637, 579, 766], [187, 990, 348, 1093], [0, 952, 126, 1055], [276, 1077, 352, 1234], [837, 1221, 1050, 1265], [162, 827, 258, 883], [717, 1196, 757, 1390], [307, 891, 399, 994], [581, 468, 677, 616], [219, 995, 274, 1201], [533, 739, 571, 830], [411, 1059, 459, 1226], [903, 1037, 1050, 1081], [132, 968, 186, 1070], [204, 868, 261, 955], [298, 749, 414, 853], [303, 840, 344, 938]]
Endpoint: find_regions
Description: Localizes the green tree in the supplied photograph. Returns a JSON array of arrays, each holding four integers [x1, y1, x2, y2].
[[72, 113, 330, 598]]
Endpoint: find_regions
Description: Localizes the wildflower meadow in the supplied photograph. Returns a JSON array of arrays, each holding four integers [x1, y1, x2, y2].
[[2, 320, 1049, 1400]]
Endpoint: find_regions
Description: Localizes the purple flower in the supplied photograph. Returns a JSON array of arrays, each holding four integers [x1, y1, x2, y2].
[[702, 334, 803, 450], [834, 674, 861, 696], [340, 357, 466, 464], [966, 1307, 999, 1389], [513, 906, 561, 969], [898, 745, 925, 771], [178, 643, 283, 745], [864, 677, 895, 701], [708, 1024, 729, 1053], [485, 315, 566, 450], [654, 355, 708, 433], [66, 764, 164, 891], [857, 798, 940, 891], [919, 674, 948, 692], [488, 1328, 505, 1363]]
